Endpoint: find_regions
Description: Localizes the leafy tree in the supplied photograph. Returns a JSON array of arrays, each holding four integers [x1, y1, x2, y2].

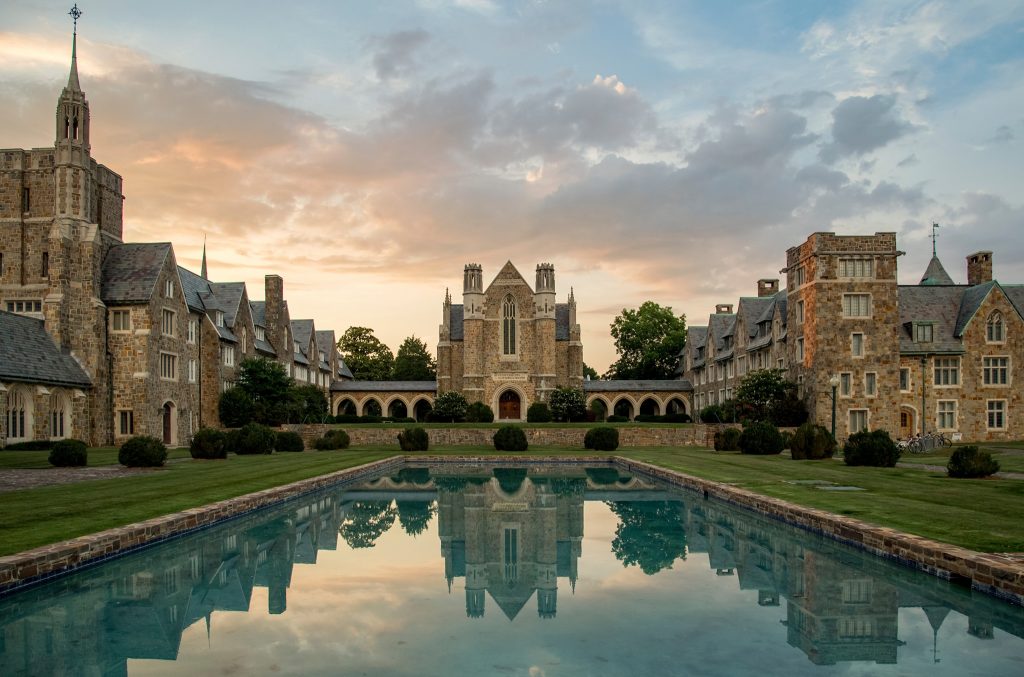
[[432, 391, 468, 422], [338, 326, 395, 381], [339, 501, 397, 548], [608, 501, 687, 575], [289, 384, 329, 423], [734, 369, 805, 424], [549, 386, 587, 422], [218, 387, 254, 427], [606, 302, 687, 380], [392, 335, 437, 380], [396, 501, 436, 536], [583, 363, 599, 381], [234, 357, 294, 425]]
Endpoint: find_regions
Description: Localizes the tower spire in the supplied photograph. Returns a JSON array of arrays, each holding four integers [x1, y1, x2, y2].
[[931, 222, 939, 257], [67, 4, 83, 92], [201, 236, 208, 279]]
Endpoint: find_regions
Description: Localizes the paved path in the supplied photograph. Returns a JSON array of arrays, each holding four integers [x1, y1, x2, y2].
[[0, 466, 161, 493]]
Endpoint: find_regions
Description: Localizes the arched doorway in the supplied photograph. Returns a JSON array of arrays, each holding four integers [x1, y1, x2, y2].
[[388, 399, 408, 419], [162, 402, 175, 446], [899, 406, 916, 438], [499, 390, 521, 420], [589, 398, 607, 421], [363, 398, 382, 417], [337, 398, 357, 416], [413, 399, 433, 422], [639, 397, 660, 416], [613, 398, 634, 420], [667, 397, 687, 416]]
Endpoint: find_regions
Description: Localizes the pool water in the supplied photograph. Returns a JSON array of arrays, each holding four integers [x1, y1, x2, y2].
[[2, 464, 1023, 676]]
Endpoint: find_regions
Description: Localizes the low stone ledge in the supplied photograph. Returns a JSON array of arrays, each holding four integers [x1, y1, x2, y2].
[[615, 457, 1024, 606]]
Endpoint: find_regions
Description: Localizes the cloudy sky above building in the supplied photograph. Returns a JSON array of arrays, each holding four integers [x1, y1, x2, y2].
[[2, 0, 1022, 371]]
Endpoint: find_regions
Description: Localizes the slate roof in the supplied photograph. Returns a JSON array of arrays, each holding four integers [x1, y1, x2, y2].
[[1004, 285, 1024, 317], [101, 243, 171, 303], [897, 285, 965, 354], [178, 266, 210, 312], [689, 326, 708, 349], [331, 380, 438, 392], [291, 320, 314, 350], [920, 255, 956, 286], [337, 359, 354, 380], [584, 380, 693, 392], [254, 339, 276, 356], [249, 301, 266, 326], [755, 290, 787, 325], [736, 297, 774, 339], [0, 311, 92, 387], [202, 282, 246, 327], [215, 325, 238, 343], [449, 304, 464, 340], [447, 302, 570, 340], [708, 313, 736, 352]]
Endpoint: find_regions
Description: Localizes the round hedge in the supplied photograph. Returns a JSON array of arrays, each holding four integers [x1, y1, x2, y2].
[[494, 425, 528, 451], [314, 428, 350, 450], [275, 431, 305, 452], [397, 427, 429, 451], [119, 436, 168, 467], [583, 426, 619, 451], [843, 429, 900, 467], [49, 439, 88, 467], [465, 401, 495, 423], [790, 422, 837, 460], [739, 421, 784, 455], [526, 402, 552, 423], [232, 423, 276, 455], [947, 445, 1000, 478], [190, 428, 227, 459]]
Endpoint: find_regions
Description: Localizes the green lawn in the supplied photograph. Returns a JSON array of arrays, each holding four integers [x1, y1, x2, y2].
[[0, 447, 192, 469], [897, 443, 1024, 474], [1, 444, 1022, 557]]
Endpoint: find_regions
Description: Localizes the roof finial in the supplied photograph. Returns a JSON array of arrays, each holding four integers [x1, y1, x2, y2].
[[67, 5, 83, 91], [200, 235, 208, 279], [931, 222, 939, 257]]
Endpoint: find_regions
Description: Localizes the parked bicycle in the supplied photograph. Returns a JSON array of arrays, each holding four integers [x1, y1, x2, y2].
[[898, 432, 954, 453]]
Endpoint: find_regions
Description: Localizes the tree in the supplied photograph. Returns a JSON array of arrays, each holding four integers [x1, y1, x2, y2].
[[338, 326, 394, 381], [218, 387, 254, 427], [734, 368, 806, 424], [339, 501, 397, 548], [606, 302, 687, 380], [608, 501, 687, 575], [392, 335, 437, 380], [432, 391, 468, 422], [549, 386, 587, 422], [289, 384, 329, 423], [396, 501, 436, 537], [583, 363, 599, 381], [235, 357, 294, 425]]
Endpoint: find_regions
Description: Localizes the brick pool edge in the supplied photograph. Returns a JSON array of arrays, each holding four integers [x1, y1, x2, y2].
[[1, 454, 1021, 605]]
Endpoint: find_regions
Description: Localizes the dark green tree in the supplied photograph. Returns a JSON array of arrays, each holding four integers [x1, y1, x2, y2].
[[606, 302, 687, 380], [608, 501, 687, 575], [392, 335, 437, 380], [549, 386, 587, 422], [734, 368, 805, 424], [289, 384, 329, 423], [234, 357, 294, 425], [583, 363, 600, 381], [338, 326, 395, 380], [396, 501, 436, 537], [432, 391, 468, 422], [218, 387, 254, 427], [339, 501, 398, 548]]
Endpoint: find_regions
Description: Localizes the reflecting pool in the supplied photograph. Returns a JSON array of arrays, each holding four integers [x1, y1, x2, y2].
[[2, 464, 1023, 676]]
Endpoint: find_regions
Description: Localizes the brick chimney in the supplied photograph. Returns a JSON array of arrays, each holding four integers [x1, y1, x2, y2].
[[757, 279, 779, 297], [265, 274, 285, 354], [715, 303, 734, 314], [967, 251, 993, 286]]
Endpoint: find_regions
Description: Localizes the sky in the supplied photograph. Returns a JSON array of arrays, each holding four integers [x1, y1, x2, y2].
[[2, 0, 1023, 373]]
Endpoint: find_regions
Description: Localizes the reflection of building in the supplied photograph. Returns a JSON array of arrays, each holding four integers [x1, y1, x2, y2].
[[437, 474, 583, 619]]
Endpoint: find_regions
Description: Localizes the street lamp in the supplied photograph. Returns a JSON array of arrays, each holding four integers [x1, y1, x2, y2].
[[828, 374, 841, 439]]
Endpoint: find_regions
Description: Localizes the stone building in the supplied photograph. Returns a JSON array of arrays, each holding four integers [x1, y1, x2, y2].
[[682, 231, 1023, 442]]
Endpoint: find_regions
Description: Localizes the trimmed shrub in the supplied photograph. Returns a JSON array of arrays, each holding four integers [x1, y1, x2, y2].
[[3, 440, 54, 450], [606, 415, 629, 423], [233, 423, 276, 455], [843, 429, 901, 467], [389, 417, 416, 424], [699, 404, 727, 423], [526, 402, 552, 423], [218, 387, 255, 428], [584, 426, 619, 451], [790, 423, 837, 460], [432, 391, 468, 422], [947, 446, 1000, 478], [465, 401, 495, 423], [713, 427, 742, 451], [397, 427, 430, 452], [494, 426, 528, 451], [190, 428, 227, 459], [739, 421, 784, 455], [48, 439, 87, 467], [119, 436, 168, 467], [549, 387, 587, 422], [275, 431, 305, 452], [314, 429, 350, 451]]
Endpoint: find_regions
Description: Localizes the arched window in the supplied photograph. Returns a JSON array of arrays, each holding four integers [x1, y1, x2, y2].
[[6, 388, 32, 442], [72, 116, 79, 141], [50, 392, 69, 439], [502, 296, 516, 355], [987, 311, 1005, 343]]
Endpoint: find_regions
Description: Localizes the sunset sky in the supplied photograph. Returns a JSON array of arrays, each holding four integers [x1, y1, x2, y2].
[[2, 1, 1022, 372]]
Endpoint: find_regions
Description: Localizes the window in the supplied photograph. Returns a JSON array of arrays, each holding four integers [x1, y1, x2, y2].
[[899, 368, 911, 392], [839, 258, 873, 278], [987, 400, 1006, 430], [5, 389, 31, 441], [188, 359, 197, 383], [797, 300, 805, 324], [22, 187, 30, 213], [795, 267, 805, 286], [719, 389, 725, 403], [294, 340, 301, 354], [119, 410, 134, 436], [255, 326, 265, 341], [838, 618, 874, 638], [849, 409, 868, 434], [503, 527, 519, 584], [111, 310, 131, 332], [840, 373, 852, 397], [161, 309, 176, 337], [41, 252, 49, 279], [915, 323, 933, 343], [842, 579, 872, 604], [502, 295, 517, 356], [865, 372, 877, 397], [934, 357, 960, 386], [797, 337, 805, 362], [842, 294, 871, 318], [986, 312, 1005, 343], [738, 356, 747, 375], [49, 393, 68, 439], [726, 361, 734, 378], [851, 333, 864, 357], [187, 319, 197, 344], [6, 300, 42, 314], [222, 345, 235, 367], [164, 280, 174, 298], [937, 401, 957, 431], [160, 352, 177, 380], [725, 387, 733, 400], [777, 358, 785, 369], [215, 310, 225, 327], [983, 357, 1009, 385]]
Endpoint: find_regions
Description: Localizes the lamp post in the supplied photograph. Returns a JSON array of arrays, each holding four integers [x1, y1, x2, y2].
[[828, 374, 841, 439]]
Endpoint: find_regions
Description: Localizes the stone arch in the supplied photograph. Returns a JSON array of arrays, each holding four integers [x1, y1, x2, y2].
[[899, 405, 918, 438], [386, 396, 409, 419], [666, 397, 688, 416], [336, 397, 357, 416], [638, 396, 662, 416], [411, 397, 434, 422], [360, 397, 383, 417], [493, 384, 527, 421], [162, 400, 177, 446], [612, 396, 636, 420], [49, 390, 71, 440], [5, 386, 34, 443], [586, 395, 610, 421]]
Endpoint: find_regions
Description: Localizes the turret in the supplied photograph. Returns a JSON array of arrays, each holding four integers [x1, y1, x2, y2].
[[463, 263, 484, 320], [54, 9, 92, 223], [534, 263, 556, 319]]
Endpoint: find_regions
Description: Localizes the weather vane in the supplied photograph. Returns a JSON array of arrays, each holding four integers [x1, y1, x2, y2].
[[931, 222, 939, 256], [69, 4, 82, 33]]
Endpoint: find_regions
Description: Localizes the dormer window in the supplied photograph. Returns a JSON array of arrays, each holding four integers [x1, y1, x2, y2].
[[914, 323, 934, 343], [319, 351, 326, 363], [165, 280, 174, 298], [255, 326, 265, 341], [986, 312, 1004, 343], [294, 340, 301, 354], [215, 311, 225, 327]]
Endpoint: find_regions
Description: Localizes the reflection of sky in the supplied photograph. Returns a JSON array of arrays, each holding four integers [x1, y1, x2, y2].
[[128, 502, 1024, 677]]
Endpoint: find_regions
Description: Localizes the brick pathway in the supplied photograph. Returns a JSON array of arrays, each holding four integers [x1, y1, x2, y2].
[[0, 466, 159, 493]]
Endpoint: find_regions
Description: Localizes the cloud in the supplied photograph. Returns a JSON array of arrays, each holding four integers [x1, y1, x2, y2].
[[369, 29, 431, 81], [819, 94, 919, 162], [987, 124, 1014, 145]]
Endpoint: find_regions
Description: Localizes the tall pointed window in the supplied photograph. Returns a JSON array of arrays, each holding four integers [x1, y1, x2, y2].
[[502, 295, 517, 355], [50, 392, 69, 440], [987, 312, 1005, 343], [6, 388, 32, 442]]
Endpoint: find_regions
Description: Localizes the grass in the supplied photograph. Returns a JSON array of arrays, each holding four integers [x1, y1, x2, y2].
[[897, 443, 1024, 474], [1, 443, 1022, 557], [326, 421, 693, 429], [0, 447, 192, 469]]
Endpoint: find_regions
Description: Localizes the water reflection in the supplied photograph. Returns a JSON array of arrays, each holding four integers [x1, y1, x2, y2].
[[1, 465, 1022, 675]]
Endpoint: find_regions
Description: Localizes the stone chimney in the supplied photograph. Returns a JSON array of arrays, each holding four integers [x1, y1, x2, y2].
[[716, 303, 734, 314], [265, 274, 285, 354], [757, 279, 779, 297], [967, 251, 993, 286]]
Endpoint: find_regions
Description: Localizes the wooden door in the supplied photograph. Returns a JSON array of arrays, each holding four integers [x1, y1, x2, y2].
[[163, 404, 172, 444], [499, 391, 521, 420]]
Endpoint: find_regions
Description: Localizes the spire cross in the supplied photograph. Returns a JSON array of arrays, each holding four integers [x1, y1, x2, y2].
[[931, 222, 939, 257], [69, 4, 83, 33]]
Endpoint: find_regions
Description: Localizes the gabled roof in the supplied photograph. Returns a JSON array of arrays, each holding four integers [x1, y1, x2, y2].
[[101, 243, 172, 303], [736, 296, 774, 339], [485, 261, 530, 293], [177, 265, 210, 312], [708, 313, 735, 352], [897, 285, 965, 354], [291, 319, 315, 351], [584, 380, 693, 392], [202, 282, 246, 327], [920, 255, 955, 286], [1004, 285, 1024, 318], [315, 330, 335, 370], [954, 281, 996, 337], [249, 300, 267, 326], [331, 381, 437, 392], [755, 290, 787, 325], [688, 326, 708, 349], [0, 311, 92, 387], [337, 359, 354, 380]]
